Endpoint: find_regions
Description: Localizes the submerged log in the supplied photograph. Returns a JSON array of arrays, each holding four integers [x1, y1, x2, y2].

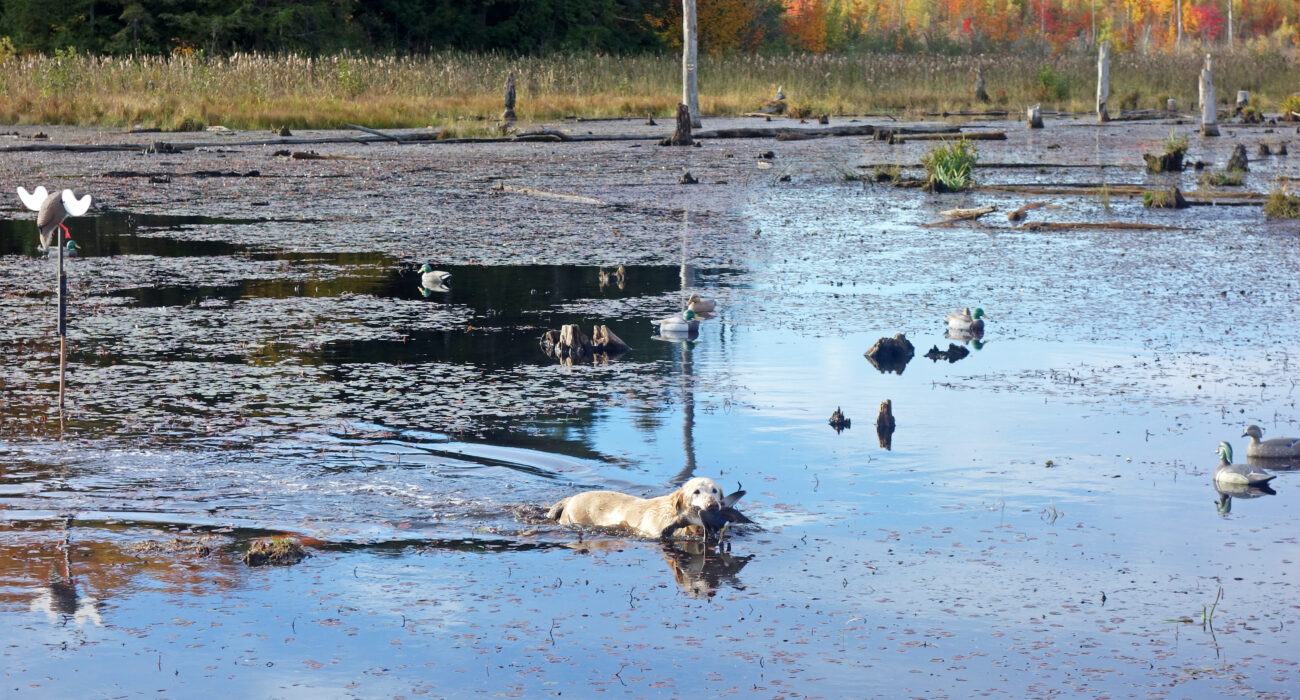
[[491, 182, 607, 206], [1007, 201, 1048, 222], [864, 334, 915, 375], [659, 103, 695, 146], [876, 399, 895, 450], [895, 131, 1006, 142]]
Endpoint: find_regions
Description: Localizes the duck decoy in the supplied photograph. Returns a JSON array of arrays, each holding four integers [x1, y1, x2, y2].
[[1214, 442, 1276, 486], [18, 186, 92, 250], [1241, 425, 1300, 459], [653, 308, 700, 335], [417, 264, 451, 290], [686, 293, 716, 315], [945, 307, 989, 333]]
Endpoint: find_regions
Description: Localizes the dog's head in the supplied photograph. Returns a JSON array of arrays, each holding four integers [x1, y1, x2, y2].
[[672, 477, 723, 514]]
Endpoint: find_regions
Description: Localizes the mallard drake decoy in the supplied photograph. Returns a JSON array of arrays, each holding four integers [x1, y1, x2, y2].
[[1214, 442, 1276, 486], [945, 307, 988, 332], [1241, 425, 1300, 459], [653, 309, 699, 334], [686, 293, 716, 315], [18, 186, 92, 250], [418, 264, 451, 289]]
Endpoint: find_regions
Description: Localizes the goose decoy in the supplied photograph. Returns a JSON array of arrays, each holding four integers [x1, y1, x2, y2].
[[1214, 442, 1276, 486], [945, 307, 988, 333], [417, 264, 451, 290], [652, 308, 699, 335], [686, 293, 716, 315], [18, 186, 92, 251], [1241, 425, 1300, 459]]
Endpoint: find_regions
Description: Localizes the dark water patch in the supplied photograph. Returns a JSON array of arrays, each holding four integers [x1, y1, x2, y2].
[[109, 253, 397, 307], [0, 212, 264, 258]]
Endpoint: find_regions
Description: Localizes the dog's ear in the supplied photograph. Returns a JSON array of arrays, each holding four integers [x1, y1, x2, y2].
[[670, 487, 687, 515]]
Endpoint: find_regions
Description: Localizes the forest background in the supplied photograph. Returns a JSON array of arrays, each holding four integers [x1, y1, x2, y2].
[[1, 1, 1298, 129]]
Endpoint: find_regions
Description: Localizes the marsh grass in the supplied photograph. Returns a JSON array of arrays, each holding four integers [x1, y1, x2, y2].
[[1, 50, 1298, 129], [1264, 186, 1300, 218], [921, 138, 977, 192], [1198, 169, 1244, 187], [243, 536, 308, 566]]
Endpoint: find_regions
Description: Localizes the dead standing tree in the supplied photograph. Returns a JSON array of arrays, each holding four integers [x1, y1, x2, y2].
[[660, 104, 695, 146], [682, 0, 701, 128], [502, 73, 516, 124]]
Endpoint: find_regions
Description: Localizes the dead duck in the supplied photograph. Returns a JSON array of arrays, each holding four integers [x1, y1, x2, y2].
[[945, 307, 988, 333], [1241, 425, 1300, 459], [1214, 442, 1276, 487], [660, 484, 752, 540]]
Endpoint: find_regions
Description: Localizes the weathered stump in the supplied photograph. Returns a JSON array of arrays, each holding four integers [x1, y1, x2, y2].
[[1027, 104, 1044, 129], [1143, 151, 1185, 173], [864, 334, 914, 375], [1200, 55, 1219, 137], [829, 407, 850, 433], [502, 73, 517, 124], [1166, 98, 1178, 113], [541, 323, 630, 363], [1142, 186, 1189, 209], [1236, 90, 1250, 110], [1226, 143, 1248, 172], [679, 171, 698, 184], [659, 103, 695, 147], [876, 399, 895, 450], [973, 68, 989, 103]]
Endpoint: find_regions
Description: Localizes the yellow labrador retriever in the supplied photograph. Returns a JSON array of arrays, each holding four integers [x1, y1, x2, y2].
[[547, 477, 725, 539]]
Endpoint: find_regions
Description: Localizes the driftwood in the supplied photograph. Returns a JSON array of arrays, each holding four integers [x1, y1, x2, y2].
[[864, 334, 914, 375], [492, 182, 606, 206], [290, 151, 362, 160], [894, 131, 1006, 143], [876, 399, 895, 450], [1019, 221, 1186, 231], [660, 103, 695, 146], [344, 122, 401, 143], [923, 204, 997, 227], [1007, 201, 1048, 222]]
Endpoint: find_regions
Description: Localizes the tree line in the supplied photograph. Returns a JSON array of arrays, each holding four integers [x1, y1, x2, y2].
[[2, 0, 1298, 56]]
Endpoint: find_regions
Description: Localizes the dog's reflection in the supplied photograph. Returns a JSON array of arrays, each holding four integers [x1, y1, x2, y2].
[[661, 539, 752, 599]]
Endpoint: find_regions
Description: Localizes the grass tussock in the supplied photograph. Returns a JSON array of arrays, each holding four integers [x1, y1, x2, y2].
[[243, 536, 309, 566], [1198, 169, 1244, 187], [921, 138, 977, 193], [1, 51, 1299, 129], [1264, 186, 1300, 218]]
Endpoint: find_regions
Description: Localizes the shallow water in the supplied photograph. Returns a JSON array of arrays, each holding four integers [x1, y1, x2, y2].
[[2, 118, 1298, 697]]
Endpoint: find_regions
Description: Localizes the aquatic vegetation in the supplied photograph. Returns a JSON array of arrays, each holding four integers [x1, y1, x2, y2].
[[1197, 169, 1244, 187], [921, 138, 977, 193], [243, 536, 309, 566], [1264, 186, 1300, 218]]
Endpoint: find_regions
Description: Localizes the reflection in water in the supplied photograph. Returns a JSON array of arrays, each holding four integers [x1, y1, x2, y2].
[[28, 521, 101, 627], [1246, 455, 1300, 471], [945, 328, 986, 349], [661, 540, 752, 599]]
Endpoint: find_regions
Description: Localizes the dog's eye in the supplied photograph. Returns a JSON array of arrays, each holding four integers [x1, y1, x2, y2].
[[693, 489, 700, 494]]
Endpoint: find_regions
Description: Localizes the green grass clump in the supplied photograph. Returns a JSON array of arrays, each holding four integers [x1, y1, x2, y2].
[[921, 139, 977, 193], [1143, 187, 1187, 208], [1198, 170, 1244, 187], [243, 536, 309, 566], [1264, 187, 1300, 218], [873, 164, 900, 182], [1162, 129, 1189, 158], [1280, 94, 1300, 120]]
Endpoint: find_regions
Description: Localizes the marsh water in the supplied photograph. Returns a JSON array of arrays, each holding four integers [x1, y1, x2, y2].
[[1, 119, 1297, 697]]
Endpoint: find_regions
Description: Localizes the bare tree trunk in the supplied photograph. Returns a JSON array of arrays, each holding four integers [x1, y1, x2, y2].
[[502, 73, 516, 124], [1027, 104, 1044, 129], [1201, 54, 1219, 136], [1096, 41, 1110, 122], [1228, 0, 1234, 48], [681, 0, 701, 128]]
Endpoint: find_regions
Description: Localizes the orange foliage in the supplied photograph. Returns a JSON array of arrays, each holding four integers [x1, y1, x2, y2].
[[784, 0, 830, 52], [648, 0, 768, 53]]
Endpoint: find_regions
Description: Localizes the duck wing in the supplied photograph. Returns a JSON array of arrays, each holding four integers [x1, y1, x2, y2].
[[61, 190, 92, 217], [17, 186, 48, 212]]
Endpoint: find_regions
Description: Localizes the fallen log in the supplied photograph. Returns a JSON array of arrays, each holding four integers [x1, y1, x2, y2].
[[344, 122, 402, 143], [895, 131, 1007, 142], [923, 204, 997, 227], [492, 182, 606, 206], [290, 151, 362, 160], [1019, 221, 1185, 231]]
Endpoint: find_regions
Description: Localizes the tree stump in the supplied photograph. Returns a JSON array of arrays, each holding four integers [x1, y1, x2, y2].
[[659, 103, 695, 147], [1200, 55, 1219, 137], [973, 68, 989, 103], [1096, 41, 1110, 122], [1226, 143, 1248, 172], [1166, 98, 1178, 113], [1027, 104, 1044, 129], [876, 399, 895, 450], [864, 334, 914, 375], [502, 73, 517, 124], [541, 324, 629, 363], [829, 407, 850, 433], [590, 325, 630, 354]]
